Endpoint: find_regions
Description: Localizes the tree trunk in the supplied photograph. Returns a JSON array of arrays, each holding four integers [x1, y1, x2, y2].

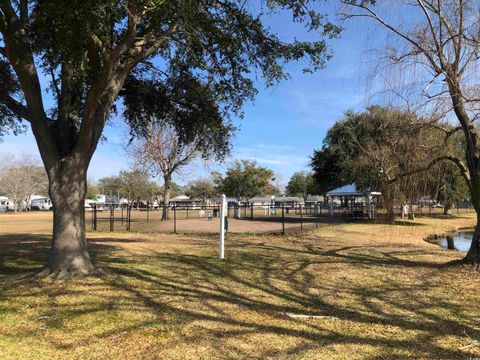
[[444, 71, 480, 263], [381, 190, 395, 224], [162, 176, 172, 221], [443, 204, 452, 216], [47, 158, 95, 275], [465, 215, 480, 263]]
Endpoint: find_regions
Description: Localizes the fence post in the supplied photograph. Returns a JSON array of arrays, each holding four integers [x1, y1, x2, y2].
[[127, 205, 131, 231], [186, 205, 189, 219], [146, 201, 150, 222], [121, 205, 124, 226], [282, 204, 285, 235], [251, 205, 253, 220], [173, 205, 177, 233], [93, 203, 97, 231], [300, 204, 303, 231], [91, 203, 95, 231], [110, 205, 114, 232]]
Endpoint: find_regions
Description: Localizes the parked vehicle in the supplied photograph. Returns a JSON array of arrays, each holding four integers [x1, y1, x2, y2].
[[0, 196, 12, 212], [30, 197, 53, 210]]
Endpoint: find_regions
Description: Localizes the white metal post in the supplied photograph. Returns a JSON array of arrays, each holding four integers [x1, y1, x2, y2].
[[219, 194, 226, 259], [367, 194, 372, 219]]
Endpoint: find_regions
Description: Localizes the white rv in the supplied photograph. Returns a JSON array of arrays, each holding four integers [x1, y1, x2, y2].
[[30, 197, 53, 210], [0, 196, 12, 212]]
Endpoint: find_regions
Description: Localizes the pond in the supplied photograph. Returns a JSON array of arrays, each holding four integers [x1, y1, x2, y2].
[[429, 231, 474, 252]]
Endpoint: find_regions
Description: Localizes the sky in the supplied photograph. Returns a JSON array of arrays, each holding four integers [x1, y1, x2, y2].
[[0, 6, 378, 188]]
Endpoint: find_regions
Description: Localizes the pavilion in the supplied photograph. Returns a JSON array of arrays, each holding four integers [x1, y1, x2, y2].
[[326, 184, 381, 219]]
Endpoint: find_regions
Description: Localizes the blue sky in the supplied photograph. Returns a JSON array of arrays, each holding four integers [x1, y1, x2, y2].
[[0, 7, 375, 188]]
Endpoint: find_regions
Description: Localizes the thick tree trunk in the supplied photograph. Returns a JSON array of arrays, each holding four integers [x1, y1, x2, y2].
[[465, 210, 480, 263], [445, 71, 480, 263], [381, 191, 395, 224], [46, 158, 95, 275], [162, 176, 171, 221]]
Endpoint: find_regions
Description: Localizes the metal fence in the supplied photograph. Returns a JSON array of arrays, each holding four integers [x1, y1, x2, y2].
[[86, 202, 476, 235], [87, 202, 378, 235]]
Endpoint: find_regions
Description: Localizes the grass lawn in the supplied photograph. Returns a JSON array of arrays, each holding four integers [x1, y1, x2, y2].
[[1, 212, 480, 359]]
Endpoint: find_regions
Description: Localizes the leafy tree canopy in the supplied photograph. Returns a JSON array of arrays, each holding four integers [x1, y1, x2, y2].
[[311, 106, 468, 211], [216, 160, 274, 199], [185, 178, 217, 203], [98, 170, 160, 202], [0, 0, 341, 150], [286, 171, 319, 199]]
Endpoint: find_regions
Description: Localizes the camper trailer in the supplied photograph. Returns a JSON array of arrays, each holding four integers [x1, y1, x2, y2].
[[30, 197, 53, 210], [0, 196, 12, 212]]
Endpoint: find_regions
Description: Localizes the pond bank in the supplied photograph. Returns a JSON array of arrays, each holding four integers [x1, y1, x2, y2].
[[427, 230, 475, 252]]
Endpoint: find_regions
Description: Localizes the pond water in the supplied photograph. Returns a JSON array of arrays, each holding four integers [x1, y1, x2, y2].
[[429, 231, 474, 252]]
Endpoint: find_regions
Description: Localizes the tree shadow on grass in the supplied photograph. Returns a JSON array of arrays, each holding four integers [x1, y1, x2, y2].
[[391, 220, 427, 227], [0, 232, 478, 358]]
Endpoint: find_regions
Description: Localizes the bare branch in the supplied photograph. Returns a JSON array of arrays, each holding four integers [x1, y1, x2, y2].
[[341, 2, 442, 74], [416, 0, 446, 68]]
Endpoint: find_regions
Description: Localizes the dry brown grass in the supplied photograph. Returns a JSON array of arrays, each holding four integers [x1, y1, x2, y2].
[[0, 212, 480, 359]]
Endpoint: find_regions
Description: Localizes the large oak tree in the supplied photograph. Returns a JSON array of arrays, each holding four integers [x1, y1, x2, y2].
[[311, 106, 467, 221], [0, 0, 339, 275]]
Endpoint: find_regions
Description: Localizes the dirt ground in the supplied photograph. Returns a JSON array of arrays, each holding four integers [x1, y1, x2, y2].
[[138, 217, 318, 234], [8, 209, 320, 234]]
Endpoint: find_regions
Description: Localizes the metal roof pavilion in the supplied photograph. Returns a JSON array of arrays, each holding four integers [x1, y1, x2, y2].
[[327, 184, 381, 197]]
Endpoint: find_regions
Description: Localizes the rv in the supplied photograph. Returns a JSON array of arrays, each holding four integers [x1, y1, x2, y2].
[[30, 197, 53, 210], [0, 196, 12, 212]]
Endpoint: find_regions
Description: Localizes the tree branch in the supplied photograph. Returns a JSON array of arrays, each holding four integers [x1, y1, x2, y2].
[[0, 0, 59, 165], [126, 21, 177, 67], [0, 94, 30, 121], [389, 154, 470, 184], [19, 0, 27, 24], [342, 2, 442, 74], [416, 0, 446, 68]]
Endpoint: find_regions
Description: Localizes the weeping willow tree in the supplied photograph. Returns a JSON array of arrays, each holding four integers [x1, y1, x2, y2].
[[340, 0, 480, 261], [0, 0, 340, 276]]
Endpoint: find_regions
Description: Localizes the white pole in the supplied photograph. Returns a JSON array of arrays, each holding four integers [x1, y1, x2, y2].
[[219, 194, 226, 259], [367, 194, 373, 219]]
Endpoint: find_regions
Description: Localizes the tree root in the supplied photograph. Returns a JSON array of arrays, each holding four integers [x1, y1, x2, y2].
[[35, 265, 108, 280]]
